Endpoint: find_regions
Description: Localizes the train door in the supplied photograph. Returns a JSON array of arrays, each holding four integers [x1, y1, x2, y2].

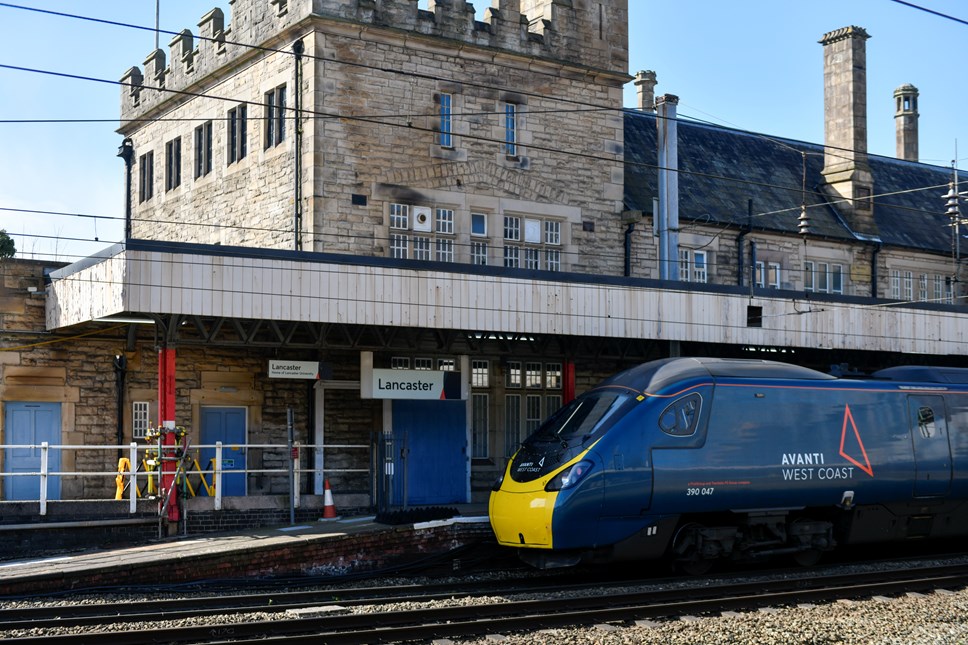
[[4, 402, 61, 501], [391, 400, 467, 506], [200, 406, 247, 496], [908, 395, 952, 497]]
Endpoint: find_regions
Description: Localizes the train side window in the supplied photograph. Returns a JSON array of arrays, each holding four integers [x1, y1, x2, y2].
[[917, 406, 936, 438], [659, 393, 702, 436]]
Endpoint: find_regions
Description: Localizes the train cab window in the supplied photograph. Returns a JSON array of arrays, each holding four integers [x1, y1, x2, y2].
[[659, 393, 702, 436], [917, 406, 937, 438]]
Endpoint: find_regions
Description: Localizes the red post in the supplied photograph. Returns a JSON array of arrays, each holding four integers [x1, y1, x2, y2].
[[563, 361, 576, 404], [158, 347, 180, 522]]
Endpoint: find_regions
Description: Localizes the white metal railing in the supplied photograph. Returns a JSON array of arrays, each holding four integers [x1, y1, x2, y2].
[[0, 441, 370, 516]]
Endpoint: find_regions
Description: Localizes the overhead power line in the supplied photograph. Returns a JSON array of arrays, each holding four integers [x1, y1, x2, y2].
[[889, 0, 968, 27]]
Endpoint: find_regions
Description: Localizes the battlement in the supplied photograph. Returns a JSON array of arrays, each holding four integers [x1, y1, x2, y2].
[[120, 0, 628, 123]]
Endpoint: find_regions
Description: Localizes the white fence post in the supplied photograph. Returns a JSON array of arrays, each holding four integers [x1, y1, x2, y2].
[[129, 442, 139, 513], [214, 441, 223, 511], [39, 442, 49, 516]]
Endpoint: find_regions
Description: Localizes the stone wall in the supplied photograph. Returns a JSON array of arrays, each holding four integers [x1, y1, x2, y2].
[[118, 0, 631, 276]]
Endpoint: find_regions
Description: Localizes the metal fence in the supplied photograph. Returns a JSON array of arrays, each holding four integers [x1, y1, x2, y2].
[[0, 441, 370, 515]]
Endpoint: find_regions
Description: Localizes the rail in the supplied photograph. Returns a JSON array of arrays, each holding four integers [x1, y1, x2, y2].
[[0, 441, 370, 515]]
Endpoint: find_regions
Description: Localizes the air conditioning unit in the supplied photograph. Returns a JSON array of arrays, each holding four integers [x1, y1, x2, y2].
[[413, 206, 432, 232]]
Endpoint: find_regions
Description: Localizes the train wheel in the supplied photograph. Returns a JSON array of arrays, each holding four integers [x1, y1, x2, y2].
[[671, 522, 714, 576], [792, 548, 823, 567]]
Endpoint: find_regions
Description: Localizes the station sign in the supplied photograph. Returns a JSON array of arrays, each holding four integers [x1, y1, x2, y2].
[[268, 360, 321, 380], [367, 368, 463, 400]]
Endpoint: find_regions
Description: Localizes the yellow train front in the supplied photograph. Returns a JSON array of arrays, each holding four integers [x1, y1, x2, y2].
[[488, 359, 687, 569]]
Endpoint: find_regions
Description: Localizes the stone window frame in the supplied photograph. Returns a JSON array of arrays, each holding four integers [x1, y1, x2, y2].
[[437, 92, 453, 149], [679, 248, 708, 284], [138, 150, 154, 203], [132, 401, 152, 439], [194, 121, 213, 179], [755, 261, 782, 289], [264, 84, 287, 149], [165, 136, 182, 192], [227, 103, 248, 165]]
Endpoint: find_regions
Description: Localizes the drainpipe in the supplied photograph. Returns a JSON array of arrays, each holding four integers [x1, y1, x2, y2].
[[624, 221, 635, 277], [117, 138, 134, 241], [113, 354, 127, 460], [871, 242, 881, 298], [292, 39, 304, 251], [749, 240, 758, 291], [737, 199, 753, 286]]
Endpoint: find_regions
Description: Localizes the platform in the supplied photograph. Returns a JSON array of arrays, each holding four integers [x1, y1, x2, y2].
[[0, 507, 493, 598]]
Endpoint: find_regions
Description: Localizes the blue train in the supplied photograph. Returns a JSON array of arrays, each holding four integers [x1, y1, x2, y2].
[[488, 357, 968, 571]]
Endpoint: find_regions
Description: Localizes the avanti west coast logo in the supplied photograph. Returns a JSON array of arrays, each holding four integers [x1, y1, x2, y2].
[[781, 404, 874, 481]]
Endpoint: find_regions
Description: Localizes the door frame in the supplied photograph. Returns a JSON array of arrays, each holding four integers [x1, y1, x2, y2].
[[312, 380, 361, 495], [199, 405, 249, 496]]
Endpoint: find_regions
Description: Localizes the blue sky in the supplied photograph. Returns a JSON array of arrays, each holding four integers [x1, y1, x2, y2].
[[0, 0, 964, 262]]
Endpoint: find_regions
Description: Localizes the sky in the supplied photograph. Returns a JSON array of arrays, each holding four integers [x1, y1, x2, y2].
[[0, 0, 965, 262]]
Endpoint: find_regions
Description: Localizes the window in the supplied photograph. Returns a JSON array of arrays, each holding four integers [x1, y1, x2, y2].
[[506, 361, 522, 388], [659, 393, 702, 437], [755, 261, 781, 288], [472, 360, 489, 388], [438, 358, 456, 371], [503, 215, 562, 272], [919, 274, 929, 302], [227, 104, 247, 164], [435, 208, 455, 262], [138, 151, 154, 203], [413, 236, 431, 261], [503, 102, 517, 157], [903, 271, 914, 301], [438, 93, 453, 148], [264, 84, 287, 148], [413, 357, 433, 370], [389, 203, 409, 259], [505, 363, 563, 456], [804, 261, 844, 294], [194, 121, 213, 178], [891, 269, 901, 299], [165, 137, 181, 191], [132, 401, 151, 439], [390, 357, 410, 369], [471, 241, 488, 266], [471, 212, 487, 236], [505, 394, 521, 457], [679, 249, 708, 283], [472, 393, 489, 459], [934, 274, 954, 305]]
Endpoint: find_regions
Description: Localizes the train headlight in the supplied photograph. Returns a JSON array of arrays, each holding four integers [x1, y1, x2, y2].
[[491, 470, 506, 491], [545, 460, 593, 492]]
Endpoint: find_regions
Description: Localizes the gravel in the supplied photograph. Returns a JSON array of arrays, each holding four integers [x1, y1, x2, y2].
[[3, 558, 968, 643]]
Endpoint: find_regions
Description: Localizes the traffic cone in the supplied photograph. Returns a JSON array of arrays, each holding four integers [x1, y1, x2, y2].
[[321, 478, 338, 519]]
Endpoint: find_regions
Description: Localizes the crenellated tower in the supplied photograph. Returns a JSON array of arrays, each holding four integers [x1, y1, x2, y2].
[[118, 0, 631, 274]]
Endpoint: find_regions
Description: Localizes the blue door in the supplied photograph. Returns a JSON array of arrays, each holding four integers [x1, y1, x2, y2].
[[4, 402, 61, 501], [392, 400, 466, 506], [200, 407, 247, 496]]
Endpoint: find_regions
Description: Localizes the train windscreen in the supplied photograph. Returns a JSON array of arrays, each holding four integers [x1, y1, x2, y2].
[[527, 391, 634, 445]]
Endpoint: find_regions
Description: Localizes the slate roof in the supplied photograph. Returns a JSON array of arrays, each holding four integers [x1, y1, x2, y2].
[[624, 111, 967, 255]]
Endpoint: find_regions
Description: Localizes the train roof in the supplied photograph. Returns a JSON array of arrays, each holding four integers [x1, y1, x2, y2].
[[599, 357, 835, 395], [870, 366, 968, 384]]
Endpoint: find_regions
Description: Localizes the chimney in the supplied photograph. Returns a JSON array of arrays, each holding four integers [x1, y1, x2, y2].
[[634, 70, 657, 112], [656, 94, 680, 281], [819, 26, 876, 235], [894, 84, 919, 162]]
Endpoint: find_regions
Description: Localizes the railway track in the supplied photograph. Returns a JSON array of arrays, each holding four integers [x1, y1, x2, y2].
[[3, 562, 968, 644]]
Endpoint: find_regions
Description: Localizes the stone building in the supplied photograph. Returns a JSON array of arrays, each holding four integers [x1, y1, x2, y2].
[[3, 3, 967, 523]]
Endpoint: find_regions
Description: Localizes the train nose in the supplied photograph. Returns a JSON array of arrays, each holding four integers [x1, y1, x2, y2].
[[488, 487, 556, 547]]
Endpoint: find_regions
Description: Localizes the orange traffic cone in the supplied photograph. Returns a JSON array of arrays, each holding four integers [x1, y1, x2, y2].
[[322, 478, 338, 519]]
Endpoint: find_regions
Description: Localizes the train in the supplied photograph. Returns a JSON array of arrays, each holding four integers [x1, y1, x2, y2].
[[488, 357, 968, 572]]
